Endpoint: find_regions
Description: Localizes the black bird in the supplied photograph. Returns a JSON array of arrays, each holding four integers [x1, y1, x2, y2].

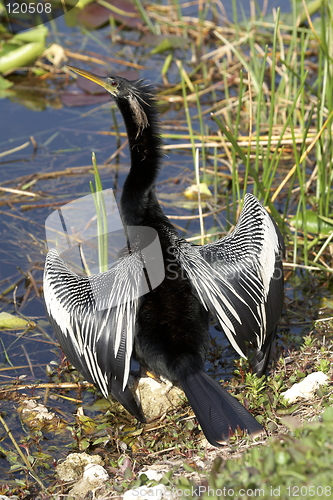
[[43, 66, 285, 446]]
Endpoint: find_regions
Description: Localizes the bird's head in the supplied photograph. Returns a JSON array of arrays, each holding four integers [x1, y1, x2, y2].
[[67, 65, 156, 136], [67, 65, 131, 98]]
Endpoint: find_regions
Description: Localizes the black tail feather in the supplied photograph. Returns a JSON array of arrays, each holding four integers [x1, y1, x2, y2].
[[180, 371, 263, 446], [251, 326, 277, 377], [110, 377, 145, 423]]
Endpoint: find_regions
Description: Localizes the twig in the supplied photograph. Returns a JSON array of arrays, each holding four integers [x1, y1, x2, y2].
[[0, 381, 93, 393], [21, 345, 35, 378], [0, 141, 30, 158], [166, 205, 225, 220], [105, 139, 128, 164], [195, 149, 205, 245], [0, 187, 37, 198], [27, 271, 40, 297], [64, 50, 145, 70], [283, 263, 330, 271], [0, 364, 48, 373]]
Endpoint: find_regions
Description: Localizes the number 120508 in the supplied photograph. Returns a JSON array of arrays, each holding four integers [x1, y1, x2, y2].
[[287, 486, 331, 496], [6, 2, 51, 13]]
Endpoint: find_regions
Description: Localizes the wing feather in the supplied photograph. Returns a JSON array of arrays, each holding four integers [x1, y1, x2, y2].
[[173, 194, 284, 357], [43, 248, 145, 414]]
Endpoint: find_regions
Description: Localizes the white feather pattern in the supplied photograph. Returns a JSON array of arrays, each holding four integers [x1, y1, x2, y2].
[[43, 248, 143, 397], [173, 193, 283, 356]]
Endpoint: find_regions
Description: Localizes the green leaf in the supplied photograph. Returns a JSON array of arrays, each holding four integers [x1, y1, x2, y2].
[[178, 476, 191, 486], [290, 210, 333, 235], [322, 406, 333, 423], [10, 464, 22, 471], [12, 25, 48, 43], [183, 182, 213, 200], [0, 312, 29, 329], [282, 469, 307, 481], [70, 0, 94, 6], [275, 451, 289, 465], [280, 416, 302, 431], [183, 463, 195, 472], [297, 0, 324, 25], [0, 75, 13, 90], [0, 41, 45, 73], [151, 36, 189, 54], [15, 478, 27, 486], [80, 439, 90, 450], [92, 436, 109, 445], [123, 466, 132, 480]]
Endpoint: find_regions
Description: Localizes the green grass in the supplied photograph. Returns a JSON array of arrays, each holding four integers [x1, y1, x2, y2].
[[154, 0, 333, 270], [90, 152, 108, 274]]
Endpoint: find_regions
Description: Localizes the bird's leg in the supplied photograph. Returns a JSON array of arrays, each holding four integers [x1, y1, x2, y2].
[[129, 365, 162, 383], [139, 364, 163, 384]]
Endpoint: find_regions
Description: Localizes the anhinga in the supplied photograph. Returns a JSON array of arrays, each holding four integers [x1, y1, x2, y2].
[[43, 66, 285, 447]]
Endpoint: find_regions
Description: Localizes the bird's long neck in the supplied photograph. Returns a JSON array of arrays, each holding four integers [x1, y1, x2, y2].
[[118, 93, 163, 227]]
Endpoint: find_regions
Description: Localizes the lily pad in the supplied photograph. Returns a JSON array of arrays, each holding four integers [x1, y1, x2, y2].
[[78, 0, 140, 29]]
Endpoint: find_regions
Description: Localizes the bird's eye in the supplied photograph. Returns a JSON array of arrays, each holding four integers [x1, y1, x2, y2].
[[111, 81, 117, 87]]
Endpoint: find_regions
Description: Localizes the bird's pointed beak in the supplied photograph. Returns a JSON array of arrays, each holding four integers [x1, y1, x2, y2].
[[67, 66, 118, 96]]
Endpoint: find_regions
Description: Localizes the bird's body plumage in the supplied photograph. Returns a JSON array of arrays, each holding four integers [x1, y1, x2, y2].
[[44, 70, 285, 446]]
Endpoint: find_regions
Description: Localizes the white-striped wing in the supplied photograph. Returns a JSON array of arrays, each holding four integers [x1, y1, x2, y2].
[[43, 248, 145, 403], [173, 194, 284, 357]]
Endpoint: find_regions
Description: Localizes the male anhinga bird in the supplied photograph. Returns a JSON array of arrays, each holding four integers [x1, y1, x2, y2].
[[43, 66, 285, 447]]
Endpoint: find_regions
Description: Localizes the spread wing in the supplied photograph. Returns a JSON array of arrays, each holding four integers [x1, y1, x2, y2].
[[43, 248, 146, 419], [173, 193, 285, 359]]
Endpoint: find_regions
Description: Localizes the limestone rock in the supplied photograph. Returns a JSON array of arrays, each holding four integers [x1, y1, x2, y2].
[[68, 463, 109, 498], [56, 452, 104, 482], [282, 371, 329, 403], [18, 399, 56, 426], [131, 375, 185, 419]]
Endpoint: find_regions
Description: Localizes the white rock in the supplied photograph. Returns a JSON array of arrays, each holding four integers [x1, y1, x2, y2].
[[138, 469, 164, 481], [130, 375, 185, 419], [69, 463, 109, 498], [20, 399, 55, 422], [82, 463, 109, 482], [123, 484, 170, 500], [282, 371, 329, 403], [56, 452, 104, 482]]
